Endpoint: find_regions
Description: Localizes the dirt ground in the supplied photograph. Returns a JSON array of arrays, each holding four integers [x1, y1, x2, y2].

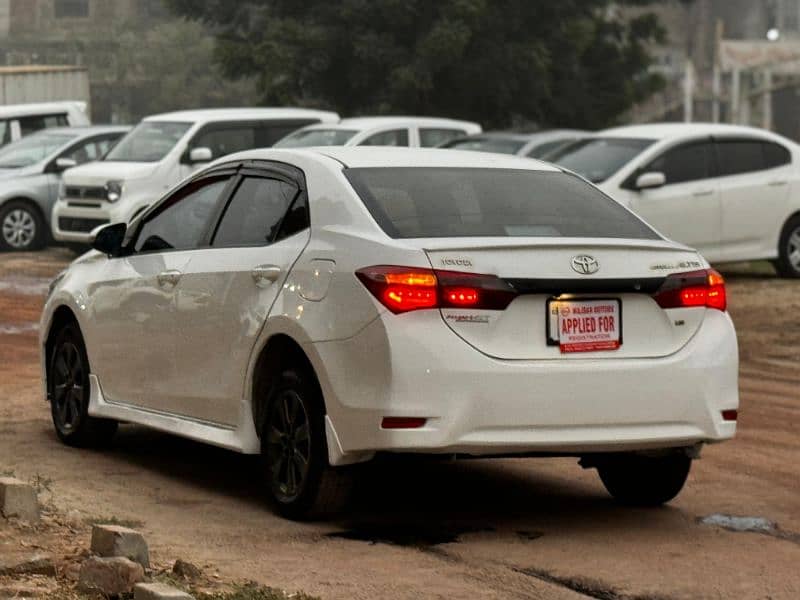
[[0, 248, 798, 599]]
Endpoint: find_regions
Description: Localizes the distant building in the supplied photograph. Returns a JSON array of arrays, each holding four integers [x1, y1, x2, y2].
[[629, 0, 800, 140]]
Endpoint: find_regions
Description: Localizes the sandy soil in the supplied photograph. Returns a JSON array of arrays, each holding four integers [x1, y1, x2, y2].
[[0, 249, 798, 599]]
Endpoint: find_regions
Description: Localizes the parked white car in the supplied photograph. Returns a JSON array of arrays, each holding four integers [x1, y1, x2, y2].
[[0, 102, 90, 147], [51, 108, 339, 244], [550, 123, 800, 276], [41, 147, 738, 518], [273, 116, 481, 148]]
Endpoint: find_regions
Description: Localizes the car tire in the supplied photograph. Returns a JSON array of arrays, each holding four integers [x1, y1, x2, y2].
[[48, 323, 118, 447], [260, 368, 351, 520], [775, 215, 800, 278], [0, 200, 46, 252], [596, 453, 691, 507]]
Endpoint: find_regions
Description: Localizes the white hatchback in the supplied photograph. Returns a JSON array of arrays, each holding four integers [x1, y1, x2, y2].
[[51, 108, 339, 244], [550, 123, 800, 277], [273, 116, 481, 148], [41, 148, 738, 518]]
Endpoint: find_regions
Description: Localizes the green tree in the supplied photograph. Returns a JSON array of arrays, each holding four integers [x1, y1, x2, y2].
[[165, 1, 670, 129]]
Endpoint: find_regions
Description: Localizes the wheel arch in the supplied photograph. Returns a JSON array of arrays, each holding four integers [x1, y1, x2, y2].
[[250, 333, 324, 438], [0, 195, 48, 224], [43, 305, 81, 402]]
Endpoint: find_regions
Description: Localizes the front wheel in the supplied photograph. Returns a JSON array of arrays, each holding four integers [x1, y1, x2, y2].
[[260, 369, 351, 520], [49, 324, 117, 447], [596, 453, 691, 506], [0, 200, 46, 251], [775, 215, 800, 278]]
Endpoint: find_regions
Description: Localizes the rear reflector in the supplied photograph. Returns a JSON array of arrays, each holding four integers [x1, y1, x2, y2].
[[721, 409, 738, 421], [381, 417, 427, 429], [652, 269, 727, 312], [356, 265, 517, 314]]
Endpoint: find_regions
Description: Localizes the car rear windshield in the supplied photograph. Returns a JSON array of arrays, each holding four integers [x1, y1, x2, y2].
[[274, 128, 358, 148], [345, 167, 659, 240], [549, 137, 655, 183], [105, 121, 191, 162]]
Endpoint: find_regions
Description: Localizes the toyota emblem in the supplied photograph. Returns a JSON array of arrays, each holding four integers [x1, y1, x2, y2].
[[571, 255, 599, 275]]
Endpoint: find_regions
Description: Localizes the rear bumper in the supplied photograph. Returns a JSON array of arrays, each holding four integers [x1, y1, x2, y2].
[[313, 309, 738, 457]]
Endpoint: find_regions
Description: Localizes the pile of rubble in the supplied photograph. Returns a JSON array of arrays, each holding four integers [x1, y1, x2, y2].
[[1, 476, 203, 598]]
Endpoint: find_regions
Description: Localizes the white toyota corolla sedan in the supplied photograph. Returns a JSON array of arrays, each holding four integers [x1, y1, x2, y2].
[[40, 147, 739, 518]]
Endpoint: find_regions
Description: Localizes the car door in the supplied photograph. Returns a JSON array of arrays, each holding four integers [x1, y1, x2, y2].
[[87, 172, 236, 412], [626, 139, 722, 259], [714, 138, 792, 261], [172, 162, 311, 426]]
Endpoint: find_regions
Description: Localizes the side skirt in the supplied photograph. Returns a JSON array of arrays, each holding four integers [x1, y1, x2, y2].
[[86, 374, 261, 454]]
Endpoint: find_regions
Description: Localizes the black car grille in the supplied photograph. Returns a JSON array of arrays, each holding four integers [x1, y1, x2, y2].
[[58, 217, 109, 233], [64, 186, 107, 200]]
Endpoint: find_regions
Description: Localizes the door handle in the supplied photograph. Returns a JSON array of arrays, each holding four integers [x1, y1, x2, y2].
[[251, 265, 282, 287], [692, 189, 714, 197], [769, 180, 788, 187], [157, 269, 182, 287]]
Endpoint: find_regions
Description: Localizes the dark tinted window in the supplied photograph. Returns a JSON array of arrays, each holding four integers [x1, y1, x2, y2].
[[419, 128, 465, 148], [135, 178, 229, 252], [716, 140, 765, 176], [527, 139, 578, 159], [763, 142, 791, 169], [360, 129, 409, 147], [346, 167, 658, 240], [18, 114, 69, 136], [190, 127, 256, 161], [61, 134, 124, 164], [646, 142, 713, 185], [212, 177, 303, 247], [550, 138, 655, 183], [0, 120, 10, 145]]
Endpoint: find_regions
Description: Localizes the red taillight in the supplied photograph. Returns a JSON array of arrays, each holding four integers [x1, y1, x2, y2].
[[653, 269, 727, 312], [355, 266, 517, 314], [721, 409, 738, 422]]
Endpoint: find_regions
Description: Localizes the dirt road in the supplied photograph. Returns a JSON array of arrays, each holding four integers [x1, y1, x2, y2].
[[1, 249, 798, 599]]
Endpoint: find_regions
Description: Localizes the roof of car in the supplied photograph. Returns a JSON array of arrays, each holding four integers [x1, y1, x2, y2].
[[0, 101, 87, 118], [598, 122, 786, 141], [144, 107, 340, 124], [222, 146, 562, 171], [301, 116, 482, 131]]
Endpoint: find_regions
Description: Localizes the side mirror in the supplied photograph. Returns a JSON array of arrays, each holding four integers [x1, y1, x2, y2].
[[53, 157, 78, 172], [91, 223, 127, 257], [188, 147, 213, 164], [635, 171, 667, 190]]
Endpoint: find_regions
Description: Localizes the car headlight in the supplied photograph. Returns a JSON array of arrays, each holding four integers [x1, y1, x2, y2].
[[47, 270, 67, 299], [105, 180, 124, 203]]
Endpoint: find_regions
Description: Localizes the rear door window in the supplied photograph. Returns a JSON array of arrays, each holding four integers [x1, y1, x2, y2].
[[763, 141, 791, 169], [359, 129, 410, 147], [419, 128, 466, 147], [212, 177, 304, 248], [189, 126, 256, 161], [715, 140, 766, 176], [0, 120, 10, 145], [346, 167, 658, 240]]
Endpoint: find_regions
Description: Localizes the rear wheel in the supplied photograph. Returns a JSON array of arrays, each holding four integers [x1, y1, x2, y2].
[[0, 200, 46, 251], [260, 369, 350, 520], [596, 453, 691, 506], [49, 324, 117, 447], [775, 215, 800, 278]]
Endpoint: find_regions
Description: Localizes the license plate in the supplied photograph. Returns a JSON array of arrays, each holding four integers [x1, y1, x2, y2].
[[547, 299, 621, 353]]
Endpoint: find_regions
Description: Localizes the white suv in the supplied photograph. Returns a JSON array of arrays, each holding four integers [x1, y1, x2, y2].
[[551, 123, 800, 276], [51, 108, 338, 244], [0, 102, 90, 147], [273, 116, 481, 148]]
